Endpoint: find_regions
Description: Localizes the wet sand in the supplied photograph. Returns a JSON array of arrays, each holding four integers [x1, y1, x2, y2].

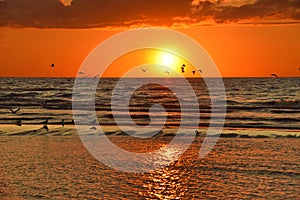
[[0, 131, 299, 199]]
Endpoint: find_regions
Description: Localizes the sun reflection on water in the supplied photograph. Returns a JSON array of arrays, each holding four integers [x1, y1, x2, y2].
[[140, 167, 187, 199], [139, 145, 189, 199]]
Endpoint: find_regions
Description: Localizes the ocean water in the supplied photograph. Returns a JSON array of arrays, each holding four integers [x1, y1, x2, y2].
[[0, 77, 299, 199], [0, 77, 299, 133], [1, 136, 299, 199]]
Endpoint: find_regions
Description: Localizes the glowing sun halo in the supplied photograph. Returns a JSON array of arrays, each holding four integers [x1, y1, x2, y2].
[[162, 53, 174, 66]]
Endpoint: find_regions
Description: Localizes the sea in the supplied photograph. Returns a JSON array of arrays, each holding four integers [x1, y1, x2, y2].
[[0, 77, 299, 133], [0, 77, 299, 199]]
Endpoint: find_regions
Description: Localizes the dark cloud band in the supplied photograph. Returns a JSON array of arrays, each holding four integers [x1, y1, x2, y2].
[[0, 0, 299, 28]]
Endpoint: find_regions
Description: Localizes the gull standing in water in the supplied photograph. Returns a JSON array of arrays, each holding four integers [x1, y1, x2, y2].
[[42, 119, 48, 125], [41, 100, 48, 108], [16, 120, 22, 126], [43, 124, 49, 131]]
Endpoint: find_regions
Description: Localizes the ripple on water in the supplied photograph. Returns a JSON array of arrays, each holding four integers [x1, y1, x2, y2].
[[0, 136, 299, 199]]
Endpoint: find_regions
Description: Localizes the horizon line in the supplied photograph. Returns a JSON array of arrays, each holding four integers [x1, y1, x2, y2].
[[0, 76, 299, 79]]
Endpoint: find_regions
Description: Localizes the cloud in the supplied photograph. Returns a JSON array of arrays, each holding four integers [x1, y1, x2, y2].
[[0, 0, 299, 29], [192, 0, 300, 24]]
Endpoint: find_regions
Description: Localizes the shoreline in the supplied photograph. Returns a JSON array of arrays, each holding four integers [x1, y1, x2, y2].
[[0, 124, 299, 138]]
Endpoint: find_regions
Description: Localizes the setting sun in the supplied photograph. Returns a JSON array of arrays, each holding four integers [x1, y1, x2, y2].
[[162, 53, 175, 66], [100, 49, 200, 78]]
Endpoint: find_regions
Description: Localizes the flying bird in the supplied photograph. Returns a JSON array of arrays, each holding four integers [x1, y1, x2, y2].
[[83, 75, 90, 79], [181, 64, 185, 73], [164, 70, 170, 75], [141, 67, 148, 72], [51, 63, 55, 68], [199, 69, 203, 73], [93, 75, 100, 79], [192, 70, 195, 75], [271, 74, 279, 78], [9, 108, 21, 114]]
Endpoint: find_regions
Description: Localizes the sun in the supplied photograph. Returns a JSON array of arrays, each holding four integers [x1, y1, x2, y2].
[[162, 53, 174, 66]]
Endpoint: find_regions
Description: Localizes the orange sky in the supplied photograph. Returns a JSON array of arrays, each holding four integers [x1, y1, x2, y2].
[[0, 0, 300, 77], [0, 24, 299, 77]]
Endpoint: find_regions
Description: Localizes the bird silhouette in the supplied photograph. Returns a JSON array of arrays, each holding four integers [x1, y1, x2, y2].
[[192, 70, 195, 75], [141, 67, 148, 72], [181, 64, 185, 73], [93, 75, 100, 79], [199, 69, 203, 73], [41, 100, 48, 108], [271, 74, 279, 78], [62, 119, 65, 127], [43, 124, 49, 131], [164, 70, 170, 75], [9, 108, 21, 114], [42, 119, 48, 125], [78, 71, 85, 75], [51, 63, 55, 68], [82, 75, 90, 79], [16, 120, 22, 126]]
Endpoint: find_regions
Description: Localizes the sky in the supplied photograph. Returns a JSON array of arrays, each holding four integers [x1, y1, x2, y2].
[[0, 0, 300, 77]]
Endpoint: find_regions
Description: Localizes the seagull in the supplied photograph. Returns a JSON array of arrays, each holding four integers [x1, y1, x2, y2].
[[83, 75, 90, 79], [51, 63, 55, 68], [181, 64, 185, 73], [9, 108, 21, 114], [16, 120, 22, 126], [41, 100, 48, 108], [141, 67, 148, 72], [43, 124, 49, 131], [271, 74, 279, 78], [93, 75, 100, 79], [164, 70, 170, 75]]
